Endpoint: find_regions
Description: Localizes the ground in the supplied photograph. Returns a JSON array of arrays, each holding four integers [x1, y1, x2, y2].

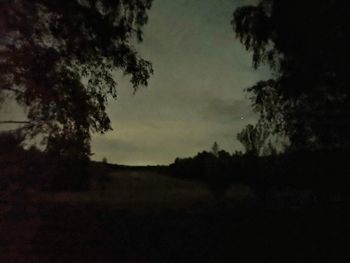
[[1, 169, 349, 262]]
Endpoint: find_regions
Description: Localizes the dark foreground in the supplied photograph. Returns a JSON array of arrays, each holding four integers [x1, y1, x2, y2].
[[1, 199, 350, 263]]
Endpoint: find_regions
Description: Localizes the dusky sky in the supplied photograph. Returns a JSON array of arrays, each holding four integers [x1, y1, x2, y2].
[[0, 0, 269, 165], [90, 0, 269, 165]]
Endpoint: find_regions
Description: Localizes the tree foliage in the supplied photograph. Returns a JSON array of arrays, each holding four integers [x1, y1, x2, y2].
[[237, 123, 268, 156], [0, 0, 153, 156], [233, 0, 350, 151]]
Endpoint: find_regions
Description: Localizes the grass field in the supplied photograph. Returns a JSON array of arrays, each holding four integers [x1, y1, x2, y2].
[[1, 169, 350, 262], [35, 169, 254, 214]]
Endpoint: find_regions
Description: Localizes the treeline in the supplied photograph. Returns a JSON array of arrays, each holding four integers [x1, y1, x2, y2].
[[0, 130, 168, 193], [170, 149, 350, 202], [0, 131, 91, 192]]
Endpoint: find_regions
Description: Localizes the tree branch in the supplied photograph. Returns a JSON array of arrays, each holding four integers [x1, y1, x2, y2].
[[0, 121, 30, 124], [1, 87, 24, 94]]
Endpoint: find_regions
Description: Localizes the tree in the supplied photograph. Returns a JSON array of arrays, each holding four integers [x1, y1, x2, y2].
[[0, 0, 153, 157], [232, 0, 350, 151], [237, 123, 268, 156], [211, 141, 220, 157]]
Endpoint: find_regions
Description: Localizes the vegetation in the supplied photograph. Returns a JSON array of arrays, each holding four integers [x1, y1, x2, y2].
[[0, 0, 153, 157], [236, 123, 269, 156], [0, 0, 153, 189], [233, 0, 350, 151]]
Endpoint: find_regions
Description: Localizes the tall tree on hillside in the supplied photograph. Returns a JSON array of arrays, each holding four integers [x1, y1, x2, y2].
[[211, 141, 220, 157], [232, 0, 350, 151], [0, 0, 153, 157]]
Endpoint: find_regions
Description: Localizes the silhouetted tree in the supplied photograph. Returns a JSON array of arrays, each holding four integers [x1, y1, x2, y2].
[[0, 0, 153, 156], [233, 0, 350, 151], [237, 123, 268, 156], [211, 141, 220, 157]]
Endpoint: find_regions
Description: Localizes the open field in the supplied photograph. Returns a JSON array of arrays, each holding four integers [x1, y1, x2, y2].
[[35, 169, 254, 214], [1, 169, 350, 263]]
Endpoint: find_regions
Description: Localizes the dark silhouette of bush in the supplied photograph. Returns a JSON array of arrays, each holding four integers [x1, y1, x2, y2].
[[0, 130, 94, 192], [0, 131, 26, 191]]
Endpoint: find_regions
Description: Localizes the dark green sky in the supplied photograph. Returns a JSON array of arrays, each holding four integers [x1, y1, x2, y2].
[[91, 0, 269, 165]]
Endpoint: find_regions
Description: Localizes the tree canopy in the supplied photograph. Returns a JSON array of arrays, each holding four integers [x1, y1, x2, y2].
[[233, 0, 350, 151], [0, 0, 153, 156]]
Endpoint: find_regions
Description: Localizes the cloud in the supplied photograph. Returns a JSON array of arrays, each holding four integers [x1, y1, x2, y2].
[[199, 97, 255, 123]]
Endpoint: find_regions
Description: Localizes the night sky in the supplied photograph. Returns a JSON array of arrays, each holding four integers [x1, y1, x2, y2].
[[0, 0, 269, 165], [91, 0, 269, 165]]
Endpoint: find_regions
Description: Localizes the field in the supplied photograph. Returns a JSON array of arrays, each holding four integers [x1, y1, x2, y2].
[[1, 168, 350, 262], [36, 169, 254, 213]]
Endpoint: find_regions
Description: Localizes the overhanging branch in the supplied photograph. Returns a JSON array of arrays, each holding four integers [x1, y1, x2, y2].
[[0, 121, 30, 124]]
